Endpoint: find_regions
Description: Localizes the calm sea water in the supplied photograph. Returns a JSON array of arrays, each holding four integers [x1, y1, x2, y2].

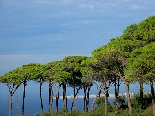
[[0, 81, 152, 116]]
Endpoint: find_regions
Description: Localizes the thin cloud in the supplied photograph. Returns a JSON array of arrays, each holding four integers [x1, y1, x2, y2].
[[130, 4, 144, 10], [60, 20, 105, 29], [0, 54, 86, 64], [79, 4, 94, 9], [36, 0, 74, 5], [0, 54, 91, 75]]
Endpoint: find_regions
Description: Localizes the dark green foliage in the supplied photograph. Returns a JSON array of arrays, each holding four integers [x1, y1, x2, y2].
[[126, 42, 155, 82], [112, 95, 127, 109], [122, 23, 138, 40], [95, 97, 113, 112], [134, 15, 155, 42], [34, 110, 57, 116], [58, 108, 68, 116], [130, 92, 152, 112], [43, 61, 72, 82]]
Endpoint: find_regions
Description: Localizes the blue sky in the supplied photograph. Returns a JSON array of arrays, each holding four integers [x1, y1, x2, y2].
[[0, 0, 155, 75]]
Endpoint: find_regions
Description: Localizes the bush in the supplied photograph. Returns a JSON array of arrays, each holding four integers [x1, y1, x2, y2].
[[34, 110, 57, 116], [59, 108, 68, 116], [112, 95, 128, 109], [131, 92, 152, 112], [95, 97, 113, 112]]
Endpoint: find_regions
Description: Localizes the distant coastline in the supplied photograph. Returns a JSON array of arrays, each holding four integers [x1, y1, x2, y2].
[[53, 92, 138, 99]]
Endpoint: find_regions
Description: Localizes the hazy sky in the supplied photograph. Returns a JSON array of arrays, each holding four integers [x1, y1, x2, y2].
[[0, 0, 155, 75]]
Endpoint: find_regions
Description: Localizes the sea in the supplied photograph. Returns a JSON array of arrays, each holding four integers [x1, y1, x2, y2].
[[0, 81, 152, 116]]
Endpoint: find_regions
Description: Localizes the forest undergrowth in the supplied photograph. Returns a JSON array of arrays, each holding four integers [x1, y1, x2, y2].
[[35, 92, 154, 116]]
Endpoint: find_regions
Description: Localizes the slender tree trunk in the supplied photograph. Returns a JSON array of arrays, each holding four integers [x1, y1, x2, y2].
[[104, 83, 108, 116], [91, 84, 102, 110], [49, 84, 53, 110], [49, 81, 53, 111], [140, 82, 143, 100], [66, 95, 68, 110], [150, 80, 155, 116], [125, 80, 132, 114], [71, 75, 76, 111], [73, 76, 76, 110], [22, 80, 26, 116], [9, 92, 13, 116], [7, 84, 19, 116], [86, 85, 90, 112], [56, 95, 58, 113], [83, 85, 87, 111], [139, 82, 143, 109], [63, 82, 66, 108], [115, 78, 119, 113], [71, 87, 81, 111], [40, 81, 43, 111], [17, 88, 18, 116], [121, 75, 132, 114], [49, 82, 51, 110], [56, 84, 60, 113]]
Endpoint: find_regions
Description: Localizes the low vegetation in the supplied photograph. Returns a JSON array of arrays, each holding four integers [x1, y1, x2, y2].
[[35, 92, 154, 116]]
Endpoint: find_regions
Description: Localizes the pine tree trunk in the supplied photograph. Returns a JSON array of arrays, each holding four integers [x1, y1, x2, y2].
[[73, 76, 76, 110], [56, 95, 58, 113], [49, 85, 53, 110], [125, 81, 132, 114], [63, 82, 66, 108], [139, 82, 143, 109], [56, 84, 60, 113], [86, 85, 90, 112], [91, 84, 102, 110], [17, 88, 18, 116], [140, 82, 143, 100], [40, 81, 43, 111], [66, 95, 68, 110], [83, 85, 87, 111], [71, 87, 81, 111], [22, 80, 26, 116], [121, 76, 132, 114], [150, 81, 155, 116], [115, 78, 119, 113], [104, 88, 108, 116], [9, 92, 13, 116], [49, 82, 51, 110]]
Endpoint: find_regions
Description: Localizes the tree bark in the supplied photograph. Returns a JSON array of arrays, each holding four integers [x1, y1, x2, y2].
[[139, 82, 143, 109], [7, 84, 19, 116], [125, 80, 132, 114], [56, 95, 58, 113], [115, 78, 119, 113], [49, 84, 53, 111], [70, 75, 76, 111], [139, 82, 143, 100], [73, 76, 76, 110], [9, 92, 13, 116], [22, 80, 26, 116], [83, 85, 87, 111], [49, 82, 51, 110], [66, 95, 68, 110], [91, 83, 102, 110], [71, 86, 81, 111], [150, 80, 155, 116], [104, 83, 108, 116], [17, 88, 18, 116], [86, 85, 90, 112], [40, 81, 43, 111], [56, 84, 60, 113], [63, 82, 66, 108]]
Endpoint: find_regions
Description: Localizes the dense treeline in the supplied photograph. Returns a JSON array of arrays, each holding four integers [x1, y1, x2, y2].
[[0, 16, 155, 116]]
